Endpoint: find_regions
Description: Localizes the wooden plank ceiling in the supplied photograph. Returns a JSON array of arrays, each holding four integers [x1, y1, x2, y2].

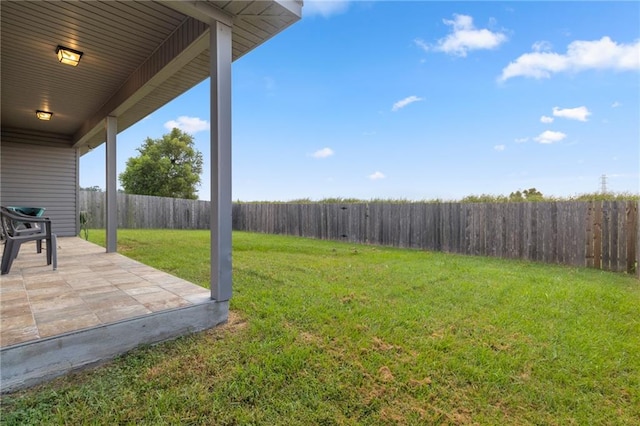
[[0, 0, 301, 152]]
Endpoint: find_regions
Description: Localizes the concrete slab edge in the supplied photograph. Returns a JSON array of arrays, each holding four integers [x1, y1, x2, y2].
[[1, 300, 229, 393]]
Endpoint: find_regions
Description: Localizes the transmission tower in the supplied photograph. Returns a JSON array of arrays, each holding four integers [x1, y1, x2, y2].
[[600, 174, 608, 194]]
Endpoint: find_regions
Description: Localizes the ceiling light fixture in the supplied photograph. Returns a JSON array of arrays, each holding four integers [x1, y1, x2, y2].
[[36, 110, 53, 121], [56, 45, 83, 66]]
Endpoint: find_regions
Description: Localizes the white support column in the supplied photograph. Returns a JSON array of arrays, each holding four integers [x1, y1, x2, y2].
[[105, 116, 118, 253], [210, 20, 233, 301]]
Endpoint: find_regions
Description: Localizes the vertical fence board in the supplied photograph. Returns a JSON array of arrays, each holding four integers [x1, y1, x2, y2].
[[576, 202, 588, 268], [564, 202, 577, 267], [480, 203, 488, 257], [398, 204, 412, 248], [619, 202, 628, 272], [452, 203, 462, 254], [585, 202, 594, 268], [367, 204, 383, 246], [593, 202, 603, 269], [423, 204, 434, 251], [610, 202, 619, 271], [463, 204, 473, 256], [627, 202, 638, 274], [550, 203, 559, 264], [490, 204, 500, 257], [564, 201, 575, 266], [556, 202, 566, 264], [409, 204, 424, 249], [499, 204, 508, 258], [527, 203, 536, 261], [570, 201, 584, 267], [538, 203, 549, 263], [495, 204, 505, 257], [516, 203, 525, 259], [615, 202, 625, 272], [616, 202, 626, 272], [509, 204, 516, 259], [602, 202, 611, 270], [446, 203, 455, 253], [636, 201, 640, 278]]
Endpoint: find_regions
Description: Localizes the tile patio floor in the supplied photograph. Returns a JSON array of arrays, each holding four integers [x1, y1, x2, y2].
[[1, 237, 212, 348], [1, 237, 225, 391]]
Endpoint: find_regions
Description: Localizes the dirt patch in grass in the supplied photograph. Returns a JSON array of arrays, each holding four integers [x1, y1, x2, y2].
[[219, 310, 247, 332], [372, 337, 399, 352], [201, 310, 248, 339], [378, 366, 395, 382], [409, 376, 433, 387]]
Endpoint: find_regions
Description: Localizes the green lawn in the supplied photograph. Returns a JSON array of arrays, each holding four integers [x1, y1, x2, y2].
[[2, 230, 639, 425]]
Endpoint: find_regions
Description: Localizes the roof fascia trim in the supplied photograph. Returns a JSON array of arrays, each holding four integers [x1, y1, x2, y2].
[[162, 1, 233, 26], [274, 0, 303, 17], [72, 17, 209, 148]]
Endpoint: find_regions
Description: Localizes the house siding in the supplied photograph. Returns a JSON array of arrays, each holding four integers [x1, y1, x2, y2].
[[0, 129, 79, 237]]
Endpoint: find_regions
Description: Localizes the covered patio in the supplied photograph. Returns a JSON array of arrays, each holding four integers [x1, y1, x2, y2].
[[1, 237, 223, 392], [1, 0, 302, 392]]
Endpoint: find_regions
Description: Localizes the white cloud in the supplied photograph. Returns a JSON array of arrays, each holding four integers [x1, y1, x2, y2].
[[420, 14, 507, 57], [368, 171, 385, 180], [311, 147, 334, 159], [611, 101, 622, 108], [414, 38, 430, 52], [164, 116, 210, 133], [534, 130, 567, 144], [499, 36, 640, 81], [540, 115, 554, 123], [494, 145, 505, 151], [304, 0, 350, 18], [532, 41, 553, 52], [515, 137, 529, 143], [552, 106, 591, 122], [392, 95, 424, 112]]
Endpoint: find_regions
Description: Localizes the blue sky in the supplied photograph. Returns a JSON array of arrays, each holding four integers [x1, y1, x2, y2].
[[80, 1, 640, 201]]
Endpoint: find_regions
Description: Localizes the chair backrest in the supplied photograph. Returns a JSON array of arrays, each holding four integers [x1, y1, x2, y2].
[[0, 206, 49, 240]]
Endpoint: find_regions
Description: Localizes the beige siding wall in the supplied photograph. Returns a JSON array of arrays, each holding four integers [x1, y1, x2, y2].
[[0, 129, 79, 237]]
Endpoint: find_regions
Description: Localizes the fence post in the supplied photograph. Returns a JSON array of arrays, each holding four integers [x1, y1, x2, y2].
[[637, 201, 640, 279]]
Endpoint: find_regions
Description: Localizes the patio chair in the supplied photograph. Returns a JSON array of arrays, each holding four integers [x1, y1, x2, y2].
[[0, 206, 57, 275]]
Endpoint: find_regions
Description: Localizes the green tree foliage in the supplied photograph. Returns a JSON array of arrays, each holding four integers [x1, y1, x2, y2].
[[119, 128, 203, 200], [460, 194, 509, 203], [509, 187, 544, 202], [570, 192, 639, 201], [235, 191, 639, 204]]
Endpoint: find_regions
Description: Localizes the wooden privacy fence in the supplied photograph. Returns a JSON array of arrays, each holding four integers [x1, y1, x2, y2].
[[79, 192, 638, 274], [232, 202, 638, 274], [80, 191, 210, 230]]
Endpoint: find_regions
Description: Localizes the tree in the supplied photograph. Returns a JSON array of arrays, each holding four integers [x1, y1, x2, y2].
[[509, 190, 524, 202], [119, 128, 203, 199], [509, 188, 544, 202]]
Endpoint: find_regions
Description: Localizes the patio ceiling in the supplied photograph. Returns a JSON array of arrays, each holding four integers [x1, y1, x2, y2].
[[0, 0, 302, 154]]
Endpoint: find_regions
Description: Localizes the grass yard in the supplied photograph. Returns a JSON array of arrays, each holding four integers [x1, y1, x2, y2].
[[2, 230, 639, 425]]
